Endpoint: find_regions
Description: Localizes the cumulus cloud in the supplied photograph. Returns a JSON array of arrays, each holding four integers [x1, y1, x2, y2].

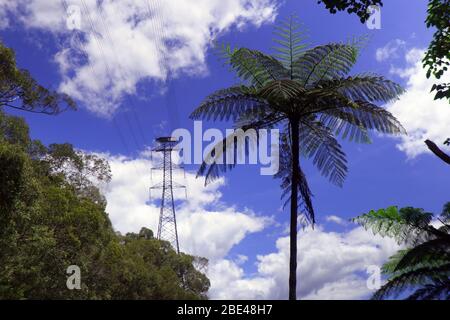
[[0, 0, 277, 116], [0, 0, 18, 29], [385, 48, 450, 158], [209, 226, 400, 300], [207, 259, 276, 299], [375, 39, 406, 62], [325, 215, 347, 226]]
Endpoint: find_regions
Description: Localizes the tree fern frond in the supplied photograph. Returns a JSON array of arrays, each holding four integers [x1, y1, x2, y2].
[[197, 114, 283, 185], [258, 79, 306, 102], [441, 202, 450, 222], [272, 15, 308, 79], [318, 111, 371, 143], [230, 48, 289, 86], [198, 131, 253, 185], [395, 238, 450, 271], [217, 43, 289, 87], [234, 109, 284, 130], [275, 133, 315, 223], [216, 44, 268, 87], [372, 263, 450, 300], [189, 86, 269, 121], [319, 75, 405, 103], [406, 280, 450, 300], [352, 206, 435, 245], [318, 100, 405, 141], [299, 121, 348, 187], [293, 43, 359, 86], [381, 249, 410, 275]]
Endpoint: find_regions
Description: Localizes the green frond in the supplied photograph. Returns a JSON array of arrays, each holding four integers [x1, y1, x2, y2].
[[395, 238, 450, 271], [292, 42, 360, 86], [234, 109, 284, 130], [189, 86, 269, 121], [382, 248, 449, 277], [198, 131, 250, 185], [320, 75, 405, 103], [372, 262, 450, 300], [406, 280, 450, 300], [275, 133, 315, 223], [214, 42, 237, 65], [381, 249, 410, 274], [352, 206, 435, 245], [272, 15, 308, 79], [217, 43, 289, 86], [318, 111, 371, 143], [299, 121, 348, 187], [441, 202, 450, 222], [258, 79, 306, 102], [197, 114, 283, 185], [356, 203, 450, 300], [318, 100, 405, 141]]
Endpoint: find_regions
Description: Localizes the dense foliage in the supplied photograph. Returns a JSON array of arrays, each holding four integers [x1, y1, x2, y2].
[[0, 42, 76, 114], [353, 203, 450, 300], [190, 16, 404, 299], [0, 110, 209, 299], [317, 0, 383, 22], [424, 0, 450, 101]]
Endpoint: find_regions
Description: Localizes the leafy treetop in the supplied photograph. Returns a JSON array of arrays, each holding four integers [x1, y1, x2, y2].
[[0, 41, 76, 115]]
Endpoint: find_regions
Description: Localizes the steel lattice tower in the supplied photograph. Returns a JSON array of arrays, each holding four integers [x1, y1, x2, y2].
[[150, 137, 186, 254]]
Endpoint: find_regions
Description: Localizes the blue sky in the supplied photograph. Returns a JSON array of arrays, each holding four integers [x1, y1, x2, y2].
[[1, 0, 449, 299]]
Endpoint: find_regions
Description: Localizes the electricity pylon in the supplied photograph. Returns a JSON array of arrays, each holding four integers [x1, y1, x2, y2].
[[150, 137, 186, 254]]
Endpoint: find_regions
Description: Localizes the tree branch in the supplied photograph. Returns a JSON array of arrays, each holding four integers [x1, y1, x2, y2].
[[425, 139, 450, 165]]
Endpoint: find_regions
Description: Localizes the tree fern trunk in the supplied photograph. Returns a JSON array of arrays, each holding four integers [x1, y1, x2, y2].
[[289, 118, 299, 300]]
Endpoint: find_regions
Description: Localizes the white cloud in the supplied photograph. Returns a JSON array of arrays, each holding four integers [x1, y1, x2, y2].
[[301, 275, 372, 300], [208, 226, 400, 300], [0, 0, 18, 29], [325, 215, 347, 226], [207, 259, 276, 299], [235, 254, 249, 265], [386, 48, 450, 158], [0, 0, 277, 116], [375, 39, 406, 62]]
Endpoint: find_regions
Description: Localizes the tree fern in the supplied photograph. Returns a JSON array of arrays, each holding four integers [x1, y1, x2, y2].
[[191, 16, 405, 299], [354, 203, 450, 300]]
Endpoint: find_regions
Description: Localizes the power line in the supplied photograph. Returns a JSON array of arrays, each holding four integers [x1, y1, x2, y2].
[[61, 0, 140, 165], [77, 0, 139, 155], [95, 3, 148, 148], [145, 0, 181, 133]]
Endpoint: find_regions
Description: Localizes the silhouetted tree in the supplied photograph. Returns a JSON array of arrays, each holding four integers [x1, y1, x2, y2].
[[190, 16, 405, 300], [0, 41, 76, 114], [317, 0, 383, 22]]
